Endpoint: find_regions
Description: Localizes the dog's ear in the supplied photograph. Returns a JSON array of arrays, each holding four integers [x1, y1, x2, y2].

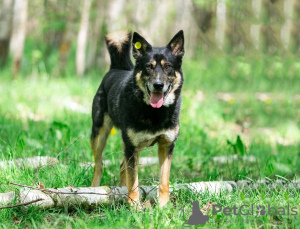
[[132, 32, 152, 59], [167, 30, 185, 57]]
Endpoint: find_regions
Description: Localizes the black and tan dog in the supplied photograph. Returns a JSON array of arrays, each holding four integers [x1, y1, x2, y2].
[[91, 30, 184, 207]]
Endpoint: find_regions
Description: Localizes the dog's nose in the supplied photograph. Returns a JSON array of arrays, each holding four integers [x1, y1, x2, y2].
[[153, 82, 164, 91]]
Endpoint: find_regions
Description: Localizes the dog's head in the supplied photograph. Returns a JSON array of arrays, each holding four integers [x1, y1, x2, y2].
[[132, 30, 184, 108]]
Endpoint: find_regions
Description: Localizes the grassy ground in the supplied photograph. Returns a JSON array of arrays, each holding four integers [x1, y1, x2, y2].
[[0, 57, 299, 228]]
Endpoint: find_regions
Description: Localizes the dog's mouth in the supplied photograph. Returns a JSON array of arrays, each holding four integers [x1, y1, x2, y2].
[[146, 84, 172, 108]]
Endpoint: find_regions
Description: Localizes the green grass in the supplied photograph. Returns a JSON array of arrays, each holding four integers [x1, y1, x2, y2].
[[0, 57, 300, 228]]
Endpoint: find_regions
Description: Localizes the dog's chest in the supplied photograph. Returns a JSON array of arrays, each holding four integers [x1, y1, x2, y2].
[[127, 126, 179, 149]]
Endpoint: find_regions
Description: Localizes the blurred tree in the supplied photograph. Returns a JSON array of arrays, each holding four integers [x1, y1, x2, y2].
[[226, 0, 253, 54], [76, 0, 92, 77], [43, 0, 67, 51], [191, 0, 216, 52], [0, 0, 14, 67], [58, 0, 79, 74], [290, 0, 300, 53], [10, 0, 28, 77], [251, 0, 262, 50], [192, 3, 214, 34], [0, 0, 298, 76], [215, 0, 226, 50], [260, 0, 284, 54], [86, 0, 107, 70]]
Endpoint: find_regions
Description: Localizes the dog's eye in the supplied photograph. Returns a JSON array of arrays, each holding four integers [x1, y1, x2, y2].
[[164, 64, 171, 70], [146, 64, 152, 70]]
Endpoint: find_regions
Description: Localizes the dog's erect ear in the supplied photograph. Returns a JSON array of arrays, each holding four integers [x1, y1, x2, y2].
[[132, 32, 152, 59], [167, 30, 185, 57]]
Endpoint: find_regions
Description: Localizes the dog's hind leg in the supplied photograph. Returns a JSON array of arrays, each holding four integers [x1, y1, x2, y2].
[[119, 157, 127, 186], [91, 114, 113, 187], [119, 158, 128, 187], [123, 144, 140, 206]]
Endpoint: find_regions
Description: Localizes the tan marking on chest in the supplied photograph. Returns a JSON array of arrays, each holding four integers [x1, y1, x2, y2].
[[127, 126, 179, 149]]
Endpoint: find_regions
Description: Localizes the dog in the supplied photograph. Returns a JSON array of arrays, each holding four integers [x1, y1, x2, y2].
[[90, 30, 184, 207]]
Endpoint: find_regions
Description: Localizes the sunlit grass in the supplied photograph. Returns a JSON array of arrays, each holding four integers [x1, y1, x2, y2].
[[0, 57, 299, 228]]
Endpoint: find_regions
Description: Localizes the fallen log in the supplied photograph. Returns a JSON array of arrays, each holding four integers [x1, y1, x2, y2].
[[0, 156, 157, 170], [212, 154, 256, 164], [1, 155, 259, 170], [0, 179, 299, 209], [0, 156, 58, 169]]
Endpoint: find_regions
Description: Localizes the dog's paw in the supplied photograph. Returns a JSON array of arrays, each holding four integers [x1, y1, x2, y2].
[[128, 201, 143, 211], [143, 200, 154, 209], [158, 200, 173, 209]]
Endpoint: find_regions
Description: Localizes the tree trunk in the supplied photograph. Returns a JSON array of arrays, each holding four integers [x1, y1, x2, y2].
[[57, 0, 79, 75], [76, 0, 92, 77], [280, 0, 293, 50], [0, 0, 14, 67], [86, 0, 106, 70], [260, 0, 284, 54], [251, 0, 262, 50], [290, 0, 300, 53], [9, 0, 28, 77], [190, 0, 216, 54], [215, 0, 227, 50]]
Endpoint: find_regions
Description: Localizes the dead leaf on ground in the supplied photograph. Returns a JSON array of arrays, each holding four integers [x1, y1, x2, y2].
[[201, 201, 217, 214]]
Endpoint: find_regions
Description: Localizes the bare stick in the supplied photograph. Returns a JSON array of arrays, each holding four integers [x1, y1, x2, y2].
[[0, 198, 44, 209]]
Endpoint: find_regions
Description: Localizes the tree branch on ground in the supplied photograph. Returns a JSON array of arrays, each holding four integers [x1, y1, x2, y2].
[[0, 179, 299, 210]]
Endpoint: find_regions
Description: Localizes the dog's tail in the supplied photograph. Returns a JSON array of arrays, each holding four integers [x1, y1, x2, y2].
[[105, 31, 134, 71]]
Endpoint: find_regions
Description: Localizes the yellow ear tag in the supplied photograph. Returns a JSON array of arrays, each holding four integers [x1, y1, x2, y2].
[[110, 127, 117, 135], [135, 42, 142, 49]]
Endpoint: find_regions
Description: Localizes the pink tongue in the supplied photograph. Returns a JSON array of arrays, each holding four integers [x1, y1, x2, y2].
[[150, 92, 164, 108]]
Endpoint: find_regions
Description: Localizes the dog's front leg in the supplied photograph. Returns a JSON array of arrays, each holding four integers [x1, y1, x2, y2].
[[124, 144, 140, 206], [158, 141, 174, 207]]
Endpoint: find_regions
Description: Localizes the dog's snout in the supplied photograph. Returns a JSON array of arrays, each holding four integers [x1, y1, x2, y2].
[[153, 81, 164, 91]]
